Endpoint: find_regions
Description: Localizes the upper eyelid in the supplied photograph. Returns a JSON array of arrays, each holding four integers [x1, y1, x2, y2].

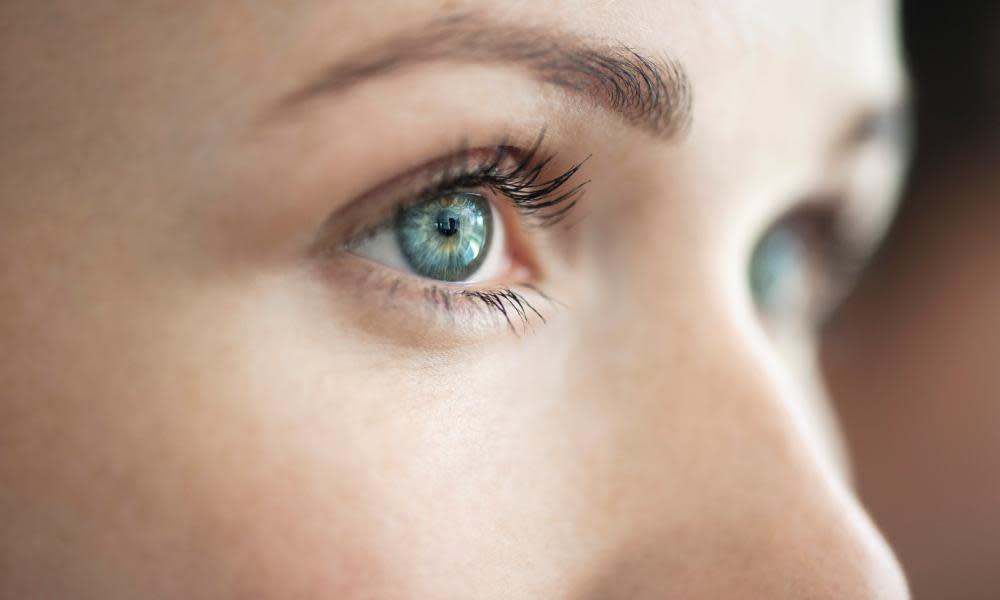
[[309, 147, 506, 255], [418, 145, 589, 227], [311, 140, 587, 257]]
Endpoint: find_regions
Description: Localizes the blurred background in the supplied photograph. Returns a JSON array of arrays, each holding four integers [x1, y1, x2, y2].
[[823, 2, 1000, 599]]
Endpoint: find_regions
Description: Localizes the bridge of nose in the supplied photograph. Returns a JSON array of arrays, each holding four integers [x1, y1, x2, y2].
[[558, 295, 909, 598]]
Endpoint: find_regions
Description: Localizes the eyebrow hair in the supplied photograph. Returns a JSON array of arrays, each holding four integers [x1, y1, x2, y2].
[[281, 14, 693, 140]]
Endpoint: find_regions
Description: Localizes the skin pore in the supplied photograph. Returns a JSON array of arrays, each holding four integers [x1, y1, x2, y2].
[[0, 1, 908, 598]]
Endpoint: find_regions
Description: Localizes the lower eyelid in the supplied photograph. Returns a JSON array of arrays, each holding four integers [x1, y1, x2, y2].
[[309, 139, 583, 341], [317, 252, 557, 341]]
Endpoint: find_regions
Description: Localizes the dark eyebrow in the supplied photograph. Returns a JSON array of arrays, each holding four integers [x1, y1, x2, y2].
[[280, 14, 693, 140]]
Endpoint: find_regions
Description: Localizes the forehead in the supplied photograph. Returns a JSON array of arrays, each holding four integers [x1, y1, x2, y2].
[[2, 1, 902, 113], [0, 0, 905, 194], [266, 1, 898, 143]]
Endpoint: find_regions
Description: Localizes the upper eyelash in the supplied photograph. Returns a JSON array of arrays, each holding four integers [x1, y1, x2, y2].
[[414, 132, 590, 227], [324, 134, 584, 335]]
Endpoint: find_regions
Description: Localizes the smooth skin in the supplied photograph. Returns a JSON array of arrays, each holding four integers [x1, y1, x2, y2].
[[0, 1, 908, 598]]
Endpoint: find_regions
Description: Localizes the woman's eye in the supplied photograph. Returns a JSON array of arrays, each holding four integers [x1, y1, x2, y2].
[[749, 206, 863, 329], [749, 225, 811, 318], [327, 139, 586, 335], [349, 191, 510, 284]]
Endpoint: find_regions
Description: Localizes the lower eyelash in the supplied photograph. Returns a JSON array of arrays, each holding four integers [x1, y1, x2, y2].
[[423, 283, 555, 336], [462, 288, 545, 334], [321, 245, 562, 340], [320, 133, 582, 338]]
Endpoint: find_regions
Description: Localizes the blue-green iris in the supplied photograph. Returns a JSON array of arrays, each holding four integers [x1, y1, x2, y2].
[[395, 192, 492, 282], [749, 226, 807, 313]]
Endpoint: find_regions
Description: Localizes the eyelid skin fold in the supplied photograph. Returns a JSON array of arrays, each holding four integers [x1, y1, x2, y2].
[[309, 130, 587, 252], [308, 131, 586, 340]]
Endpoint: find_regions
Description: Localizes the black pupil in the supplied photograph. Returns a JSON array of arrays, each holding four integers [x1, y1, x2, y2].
[[435, 211, 460, 237]]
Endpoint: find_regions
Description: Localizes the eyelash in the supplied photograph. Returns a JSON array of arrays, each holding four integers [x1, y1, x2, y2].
[[337, 133, 587, 335], [425, 283, 556, 336], [408, 132, 590, 227]]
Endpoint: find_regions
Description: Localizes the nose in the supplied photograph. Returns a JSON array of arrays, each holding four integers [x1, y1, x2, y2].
[[568, 302, 909, 599]]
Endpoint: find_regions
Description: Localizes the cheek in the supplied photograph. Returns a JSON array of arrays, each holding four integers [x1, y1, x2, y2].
[[0, 266, 406, 597], [1, 250, 895, 597], [91, 276, 582, 597], [190, 287, 626, 596], [146, 285, 411, 597]]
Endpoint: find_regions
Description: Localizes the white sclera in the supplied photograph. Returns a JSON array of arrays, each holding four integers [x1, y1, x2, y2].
[[350, 199, 508, 284]]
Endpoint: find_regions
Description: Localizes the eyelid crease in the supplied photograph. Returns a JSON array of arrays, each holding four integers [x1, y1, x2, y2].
[[328, 256, 564, 340], [311, 130, 589, 259], [418, 130, 591, 227], [308, 132, 583, 337]]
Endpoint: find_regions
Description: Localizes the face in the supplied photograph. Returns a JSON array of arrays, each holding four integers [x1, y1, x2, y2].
[[0, 1, 909, 598]]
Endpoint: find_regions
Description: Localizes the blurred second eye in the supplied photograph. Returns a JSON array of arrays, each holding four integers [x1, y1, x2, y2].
[[749, 225, 811, 318], [748, 205, 867, 331]]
